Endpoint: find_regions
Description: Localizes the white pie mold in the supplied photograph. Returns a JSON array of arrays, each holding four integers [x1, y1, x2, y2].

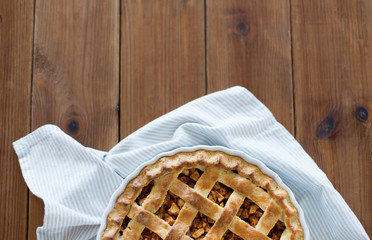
[[97, 145, 309, 239]]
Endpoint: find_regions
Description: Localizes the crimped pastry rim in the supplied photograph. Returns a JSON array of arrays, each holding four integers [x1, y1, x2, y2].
[[96, 145, 309, 240]]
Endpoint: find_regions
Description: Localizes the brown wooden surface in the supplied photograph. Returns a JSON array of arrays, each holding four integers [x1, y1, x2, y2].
[[0, 0, 371, 238], [0, 0, 34, 239], [292, 0, 372, 236], [120, 0, 205, 137], [206, 0, 293, 133]]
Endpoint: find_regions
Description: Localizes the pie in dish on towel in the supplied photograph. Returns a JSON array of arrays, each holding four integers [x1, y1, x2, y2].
[[101, 150, 304, 240]]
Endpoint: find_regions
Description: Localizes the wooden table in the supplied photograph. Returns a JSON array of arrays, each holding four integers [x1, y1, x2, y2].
[[1, 0, 371, 238]]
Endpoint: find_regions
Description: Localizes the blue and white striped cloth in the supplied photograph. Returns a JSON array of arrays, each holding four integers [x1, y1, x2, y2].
[[13, 86, 369, 240]]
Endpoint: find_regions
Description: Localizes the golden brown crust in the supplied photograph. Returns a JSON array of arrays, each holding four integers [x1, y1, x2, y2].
[[101, 150, 304, 240]]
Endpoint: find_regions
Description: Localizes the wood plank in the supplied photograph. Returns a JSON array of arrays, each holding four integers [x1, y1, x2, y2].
[[0, 0, 34, 239], [30, 1, 119, 239], [206, 0, 293, 133], [292, 0, 372, 236], [120, 0, 205, 137]]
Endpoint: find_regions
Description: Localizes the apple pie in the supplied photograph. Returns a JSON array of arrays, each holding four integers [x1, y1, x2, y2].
[[101, 150, 304, 240]]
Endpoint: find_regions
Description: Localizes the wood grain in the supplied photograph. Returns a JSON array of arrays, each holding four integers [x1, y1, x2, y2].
[[120, 0, 205, 138], [30, 1, 119, 239], [0, 0, 34, 239], [1, 0, 371, 238], [206, 0, 294, 133], [291, 0, 372, 236]]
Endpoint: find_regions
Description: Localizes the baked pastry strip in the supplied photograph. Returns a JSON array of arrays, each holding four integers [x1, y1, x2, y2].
[[122, 172, 180, 239], [218, 170, 271, 211], [229, 217, 270, 240], [279, 228, 292, 240], [169, 180, 223, 220], [204, 191, 245, 239], [255, 200, 282, 235], [128, 204, 193, 240], [128, 204, 170, 238], [164, 167, 221, 240]]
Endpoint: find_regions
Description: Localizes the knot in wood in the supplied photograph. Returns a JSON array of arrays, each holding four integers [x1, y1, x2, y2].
[[356, 106, 368, 122], [67, 119, 79, 134], [236, 21, 249, 36], [316, 116, 335, 138]]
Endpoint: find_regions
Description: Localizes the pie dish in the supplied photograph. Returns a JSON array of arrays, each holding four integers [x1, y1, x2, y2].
[[99, 146, 307, 240]]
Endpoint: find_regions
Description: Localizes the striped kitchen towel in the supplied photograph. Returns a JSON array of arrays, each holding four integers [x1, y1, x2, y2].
[[13, 86, 369, 240]]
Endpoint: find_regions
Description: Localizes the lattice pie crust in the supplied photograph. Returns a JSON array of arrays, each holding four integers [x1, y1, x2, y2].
[[101, 150, 304, 240]]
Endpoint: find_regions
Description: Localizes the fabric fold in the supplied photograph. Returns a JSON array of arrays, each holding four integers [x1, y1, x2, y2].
[[13, 86, 369, 240], [13, 124, 123, 239]]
